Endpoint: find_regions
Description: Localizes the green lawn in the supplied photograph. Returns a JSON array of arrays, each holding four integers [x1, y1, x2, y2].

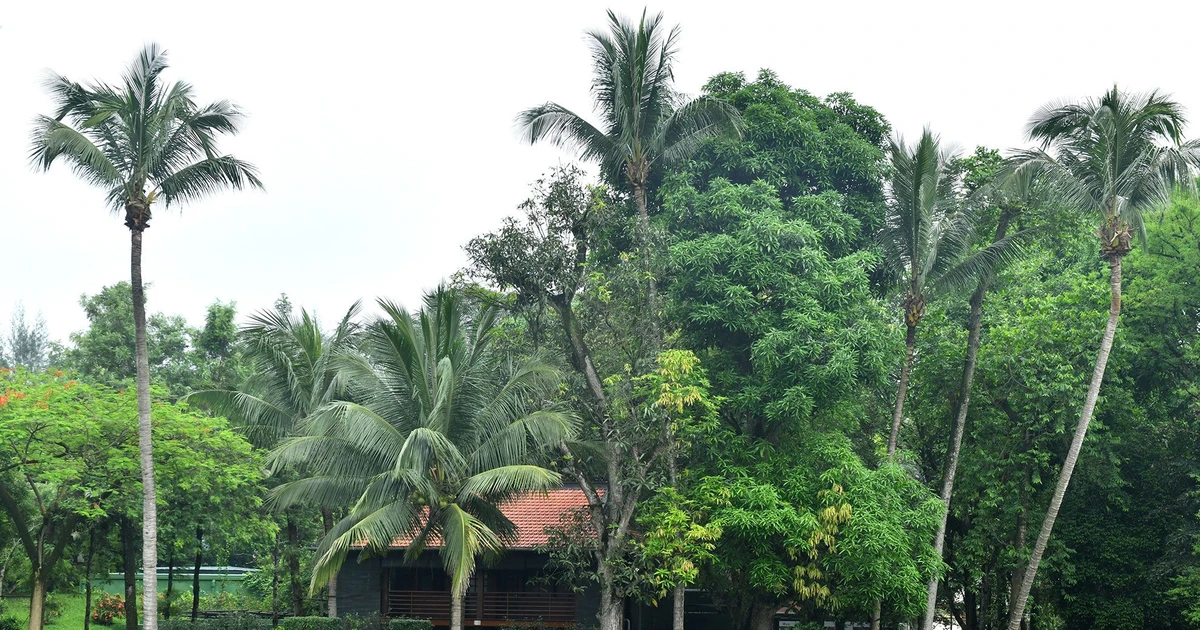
[[4, 595, 89, 630]]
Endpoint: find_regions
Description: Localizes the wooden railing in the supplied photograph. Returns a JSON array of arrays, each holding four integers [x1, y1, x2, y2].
[[386, 590, 451, 619], [387, 590, 575, 624], [473, 592, 575, 622]]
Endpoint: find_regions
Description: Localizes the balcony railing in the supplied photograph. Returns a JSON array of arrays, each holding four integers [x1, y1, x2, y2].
[[386, 590, 576, 625]]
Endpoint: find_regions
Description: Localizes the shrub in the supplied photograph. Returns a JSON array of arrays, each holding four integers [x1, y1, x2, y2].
[[42, 594, 64, 624], [0, 616, 21, 630], [93, 592, 126, 625], [159, 615, 274, 630], [282, 617, 341, 630], [387, 620, 432, 630]]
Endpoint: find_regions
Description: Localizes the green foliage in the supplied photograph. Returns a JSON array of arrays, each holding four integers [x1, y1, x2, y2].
[[270, 287, 576, 600], [0, 617, 20, 630], [158, 616, 273, 630], [386, 621, 433, 630], [280, 617, 340, 630]]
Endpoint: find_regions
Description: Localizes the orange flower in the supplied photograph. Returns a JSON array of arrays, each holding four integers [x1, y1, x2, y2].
[[54, 371, 64, 377], [0, 367, 9, 374], [0, 395, 8, 407], [13, 392, 25, 400]]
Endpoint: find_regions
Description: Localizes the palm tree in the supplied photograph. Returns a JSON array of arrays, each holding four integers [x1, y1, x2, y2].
[[518, 9, 743, 313], [188, 302, 360, 618], [1002, 87, 1200, 630], [270, 287, 577, 630], [29, 44, 262, 629], [877, 128, 972, 457], [919, 167, 1030, 630]]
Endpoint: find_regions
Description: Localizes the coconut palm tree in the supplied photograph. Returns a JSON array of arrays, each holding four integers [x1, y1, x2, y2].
[[270, 287, 577, 630], [29, 44, 262, 629], [1002, 87, 1200, 630], [518, 9, 743, 314], [188, 301, 360, 618], [878, 128, 973, 457]]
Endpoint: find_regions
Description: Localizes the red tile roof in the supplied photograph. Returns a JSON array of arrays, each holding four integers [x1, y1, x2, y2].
[[386, 488, 594, 551]]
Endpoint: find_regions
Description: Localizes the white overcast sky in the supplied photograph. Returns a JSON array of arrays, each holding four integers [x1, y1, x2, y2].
[[2, 0, 1198, 341]]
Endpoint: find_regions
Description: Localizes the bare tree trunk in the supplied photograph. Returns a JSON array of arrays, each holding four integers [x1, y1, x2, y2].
[[192, 526, 203, 621], [630, 180, 661, 346], [921, 282, 987, 630], [887, 323, 918, 456], [271, 533, 281, 628], [870, 598, 881, 630], [596, 578, 624, 630], [450, 590, 464, 630], [673, 585, 686, 630], [84, 531, 96, 630], [1006, 255, 1124, 630], [322, 509, 338, 617], [130, 226, 159, 630], [165, 551, 174, 620], [27, 571, 47, 630], [120, 516, 139, 630], [1008, 467, 1029, 617], [287, 517, 303, 617], [747, 602, 775, 630]]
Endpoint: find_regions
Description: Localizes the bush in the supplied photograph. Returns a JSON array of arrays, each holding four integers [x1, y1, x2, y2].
[[282, 618, 341, 630], [93, 592, 126, 625], [42, 594, 64, 624], [0, 616, 21, 630], [387, 620, 432, 630], [159, 615, 274, 630]]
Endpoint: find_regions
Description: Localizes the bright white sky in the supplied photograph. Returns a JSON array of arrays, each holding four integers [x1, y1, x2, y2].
[[2, 0, 1198, 341]]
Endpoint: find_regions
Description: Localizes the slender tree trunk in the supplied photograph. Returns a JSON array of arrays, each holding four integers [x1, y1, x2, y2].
[[120, 516, 139, 630], [271, 533, 281, 628], [191, 527, 202, 621], [630, 180, 661, 345], [84, 531, 96, 630], [870, 598, 881, 630], [450, 590, 464, 630], [921, 282, 987, 630], [1008, 467, 1029, 618], [164, 551, 174, 620], [1006, 255, 1124, 629], [130, 226, 159, 630], [287, 517, 302, 617], [321, 509, 337, 618], [673, 585, 686, 630], [28, 571, 47, 630], [887, 324, 918, 456]]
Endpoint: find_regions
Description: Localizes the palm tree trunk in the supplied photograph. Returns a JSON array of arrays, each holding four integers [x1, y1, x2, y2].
[[920, 281, 987, 630], [1005, 254, 1124, 630], [288, 517, 303, 617], [131, 227, 159, 630], [630, 180, 661, 345], [887, 322, 918, 455], [450, 590, 464, 630]]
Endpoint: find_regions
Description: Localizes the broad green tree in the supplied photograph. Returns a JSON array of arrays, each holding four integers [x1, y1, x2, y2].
[[269, 288, 576, 630], [1003, 87, 1199, 629], [30, 45, 262, 627]]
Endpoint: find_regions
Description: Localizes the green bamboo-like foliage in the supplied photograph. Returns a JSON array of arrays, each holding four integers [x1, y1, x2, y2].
[[269, 287, 577, 604]]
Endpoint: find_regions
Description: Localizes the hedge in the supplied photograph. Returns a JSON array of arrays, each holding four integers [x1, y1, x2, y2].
[[158, 616, 431, 630]]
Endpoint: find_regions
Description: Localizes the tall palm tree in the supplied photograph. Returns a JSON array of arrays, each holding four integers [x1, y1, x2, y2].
[[270, 288, 577, 630], [188, 302, 360, 618], [29, 44, 262, 628], [1002, 87, 1200, 630], [518, 10, 743, 313], [878, 129, 972, 457]]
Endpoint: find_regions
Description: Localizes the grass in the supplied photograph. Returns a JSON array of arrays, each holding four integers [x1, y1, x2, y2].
[[3, 594, 90, 630]]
